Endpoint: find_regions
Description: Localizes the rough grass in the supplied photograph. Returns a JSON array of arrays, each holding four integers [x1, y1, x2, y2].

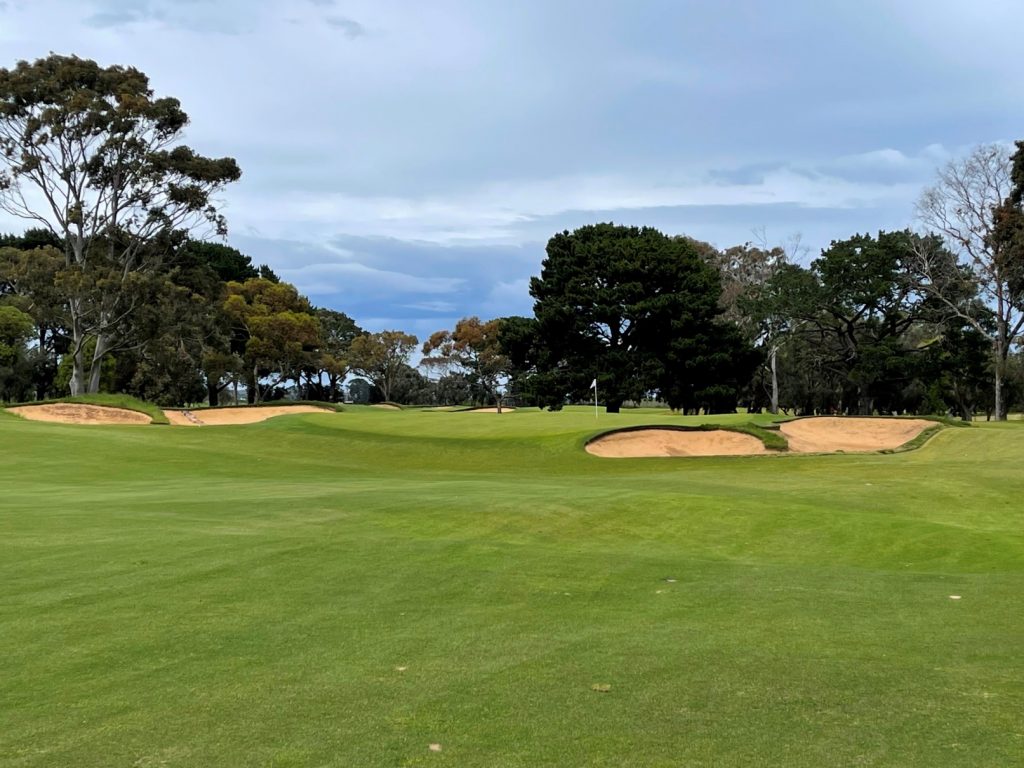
[[4, 393, 169, 424], [2, 407, 1022, 767]]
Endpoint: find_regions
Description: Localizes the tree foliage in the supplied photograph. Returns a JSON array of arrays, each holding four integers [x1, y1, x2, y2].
[[528, 223, 757, 412], [348, 330, 419, 403], [223, 279, 320, 404], [422, 316, 509, 409], [0, 54, 241, 394], [915, 143, 1021, 419]]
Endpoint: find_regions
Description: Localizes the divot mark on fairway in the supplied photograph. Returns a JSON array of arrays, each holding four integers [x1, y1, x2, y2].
[[591, 683, 612, 693], [428, 743, 443, 752], [950, 595, 962, 600]]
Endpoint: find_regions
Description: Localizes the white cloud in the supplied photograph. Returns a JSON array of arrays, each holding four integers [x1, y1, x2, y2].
[[277, 261, 465, 298]]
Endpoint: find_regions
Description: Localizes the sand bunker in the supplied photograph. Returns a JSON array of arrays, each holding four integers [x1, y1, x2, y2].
[[164, 405, 332, 426], [8, 403, 152, 425], [586, 428, 767, 458], [779, 417, 934, 453], [466, 407, 515, 413], [371, 404, 401, 410], [587, 417, 937, 458]]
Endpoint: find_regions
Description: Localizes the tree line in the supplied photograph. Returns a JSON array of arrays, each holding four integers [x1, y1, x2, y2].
[[1, 54, 1022, 419]]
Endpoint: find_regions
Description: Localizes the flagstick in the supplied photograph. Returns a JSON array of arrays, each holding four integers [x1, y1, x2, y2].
[[594, 382, 598, 419]]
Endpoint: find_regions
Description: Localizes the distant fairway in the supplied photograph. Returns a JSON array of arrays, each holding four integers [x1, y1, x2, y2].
[[2, 406, 1023, 767]]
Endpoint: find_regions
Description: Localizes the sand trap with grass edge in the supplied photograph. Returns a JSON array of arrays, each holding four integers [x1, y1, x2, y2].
[[779, 417, 934, 453], [587, 428, 767, 458], [164, 405, 332, 426], [8, 403, 152, 425], [371, 404, 401, 410], [466, 407, 516, 413]]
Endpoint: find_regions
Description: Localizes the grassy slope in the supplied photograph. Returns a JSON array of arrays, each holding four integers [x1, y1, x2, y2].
[[1, 407, 1022, 767]]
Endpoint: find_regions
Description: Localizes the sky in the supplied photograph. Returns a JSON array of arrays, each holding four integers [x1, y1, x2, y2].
[[1, 0, 1022, 339]]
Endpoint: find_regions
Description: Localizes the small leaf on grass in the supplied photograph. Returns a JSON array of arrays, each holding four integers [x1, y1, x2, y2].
[[395, 666, 408, 672], [591, 683, 611, 693], [949, 595, 961, 600], [429, 743, 442, 752]]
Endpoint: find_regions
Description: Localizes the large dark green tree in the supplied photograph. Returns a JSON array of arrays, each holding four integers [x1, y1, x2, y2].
[[529, 223, 756, 413], [0, 54, 241, 395]]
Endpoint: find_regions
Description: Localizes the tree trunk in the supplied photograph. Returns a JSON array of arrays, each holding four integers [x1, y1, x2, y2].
[[769, 344, 779, 415], [86, 333, 109, 394], [606, 400, 621, 414], [992, 327, 1008, 421], [251, 365, 260, 404], [69, 351, 86, 396], [69, 320, 86, 396], [207, 379, 219, 407], [994, 365, 1004, 422]]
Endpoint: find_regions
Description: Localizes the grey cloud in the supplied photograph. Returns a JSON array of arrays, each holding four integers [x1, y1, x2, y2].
[[707, 164, 787, 187], [82, 0, 248, 34], [325, 16, 365, 37], [84, 9, 141, 27]]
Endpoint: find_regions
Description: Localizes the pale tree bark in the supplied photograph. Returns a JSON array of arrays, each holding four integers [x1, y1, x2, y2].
[[769, 343, 779, 415]]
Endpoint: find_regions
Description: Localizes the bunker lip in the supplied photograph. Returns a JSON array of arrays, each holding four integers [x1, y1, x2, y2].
[[586, 427, 768, 458], [587, 417, 939, 458], [462, 406, 516, 413], [163, 405, 333, 426], [7, 403, 153, 425]]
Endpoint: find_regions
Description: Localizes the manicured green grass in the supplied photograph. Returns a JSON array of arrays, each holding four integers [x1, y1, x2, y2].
[[2, 407, 1022, 766]]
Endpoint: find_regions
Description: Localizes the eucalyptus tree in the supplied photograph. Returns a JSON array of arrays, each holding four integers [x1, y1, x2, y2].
[[0, 54, 240, 394], [348, 330, 419, 403], [915, 143, 1021, 419], [422, 317, 509, 411]]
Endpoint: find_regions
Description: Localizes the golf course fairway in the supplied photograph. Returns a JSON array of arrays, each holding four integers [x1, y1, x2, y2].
[[2, 406, 1022, 766]]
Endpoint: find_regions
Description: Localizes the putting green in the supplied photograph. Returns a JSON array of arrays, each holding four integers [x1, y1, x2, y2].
[[2, 405, 1022, 767]]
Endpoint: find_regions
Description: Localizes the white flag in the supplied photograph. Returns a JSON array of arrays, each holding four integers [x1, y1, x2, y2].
[[590, 378, 597, 390]]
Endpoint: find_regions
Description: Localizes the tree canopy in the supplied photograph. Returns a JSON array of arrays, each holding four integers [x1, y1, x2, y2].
[[528, 223, 758, 413], [0, 54, 241, 395]]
